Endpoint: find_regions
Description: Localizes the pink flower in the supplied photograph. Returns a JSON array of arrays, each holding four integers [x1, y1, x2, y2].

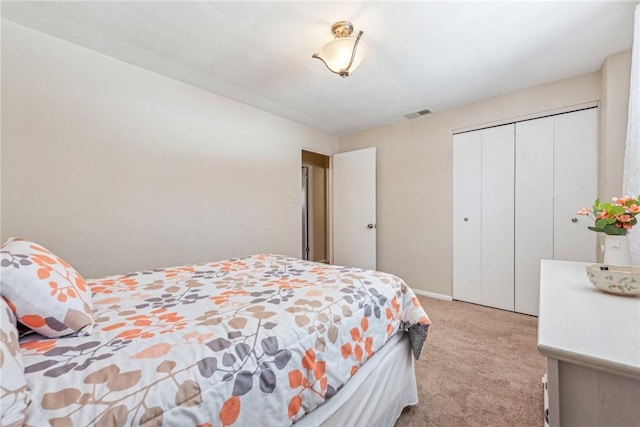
[[581, 196, 638, 233], [618, 214, 632, 223], [613, 196, 633, 205]]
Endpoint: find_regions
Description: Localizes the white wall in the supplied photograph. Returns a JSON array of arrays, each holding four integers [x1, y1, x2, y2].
[[1, 21, 338, 278], [339, 71, 620, 296], [600, 50, 632, 201]]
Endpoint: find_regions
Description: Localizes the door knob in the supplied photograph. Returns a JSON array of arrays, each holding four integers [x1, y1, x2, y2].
[[367, 223, 376, 229], [464, 217, 469, 222], [571, 217, 578, 223]]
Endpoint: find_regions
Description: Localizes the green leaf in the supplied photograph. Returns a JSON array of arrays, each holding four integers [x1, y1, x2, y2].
[[610, 206, 625, 216], [595, 219, 609, 229], [593, 198, 600, 209], [602, 224, 626, 235], [588, 226, 603, 233]]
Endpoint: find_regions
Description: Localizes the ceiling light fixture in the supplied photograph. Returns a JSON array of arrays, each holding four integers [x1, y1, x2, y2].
[[312, 21, 367, 77]]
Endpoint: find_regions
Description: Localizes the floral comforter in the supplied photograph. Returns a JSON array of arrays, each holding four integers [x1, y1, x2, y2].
[[19, 255, 431, 426]]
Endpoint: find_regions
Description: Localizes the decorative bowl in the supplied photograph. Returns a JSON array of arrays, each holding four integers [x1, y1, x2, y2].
[[585, 264, 640, 296]]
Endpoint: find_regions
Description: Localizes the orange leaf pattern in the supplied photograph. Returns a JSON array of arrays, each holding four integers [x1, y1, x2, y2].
[[1, 238, 93, 337], [219, 396, 240, 426], [16, 254, 430, 426], [131, 343, 172, 359], [1, 298, 42, 425]]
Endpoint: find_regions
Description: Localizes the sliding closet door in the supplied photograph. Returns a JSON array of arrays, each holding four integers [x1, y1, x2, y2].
[[554, 109, 598, 262], [453, 131, 482, 305], [515, 117, 554, 316], [481, 125, 515, 311]]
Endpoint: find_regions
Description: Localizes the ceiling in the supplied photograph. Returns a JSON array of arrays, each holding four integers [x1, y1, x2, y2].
[[2, 1, 638, 136]]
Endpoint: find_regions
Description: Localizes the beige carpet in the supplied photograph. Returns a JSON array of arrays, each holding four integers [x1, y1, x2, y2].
[[396, 296, 546, 427]]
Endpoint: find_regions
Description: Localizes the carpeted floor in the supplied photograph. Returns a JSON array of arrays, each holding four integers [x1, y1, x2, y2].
[[396, 295, 546, 427]]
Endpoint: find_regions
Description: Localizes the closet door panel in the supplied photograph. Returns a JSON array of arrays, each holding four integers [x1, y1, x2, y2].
[[554, 109, 598, 262], [481, 124, 515, 311], [453, 131, 482, 305], [515, 117, 554, 316]]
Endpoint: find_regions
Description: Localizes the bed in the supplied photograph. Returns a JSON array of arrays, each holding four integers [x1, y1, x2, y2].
[[1, 243, 431, 427]]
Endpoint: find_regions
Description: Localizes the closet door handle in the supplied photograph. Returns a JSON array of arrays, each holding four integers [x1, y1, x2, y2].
[[571, 217, 578, 223], [464, 217, 469, 222]]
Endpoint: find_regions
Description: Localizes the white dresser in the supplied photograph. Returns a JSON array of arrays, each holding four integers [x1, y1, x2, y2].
[[537, 260, 640, 427]]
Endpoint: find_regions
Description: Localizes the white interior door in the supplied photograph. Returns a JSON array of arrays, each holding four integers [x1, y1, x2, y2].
[[554, 109, 598, 262], [515, 117, 554, 316], [333, 148, 376, 270], [481, 125, 515, 311], [453, 131, 482, 305]]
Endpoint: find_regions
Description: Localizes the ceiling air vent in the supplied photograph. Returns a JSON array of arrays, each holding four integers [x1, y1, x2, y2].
[[404, 108, 432, 120]]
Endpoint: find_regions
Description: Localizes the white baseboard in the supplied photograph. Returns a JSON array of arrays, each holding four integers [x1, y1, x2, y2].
[[411, 288, 453, 301]]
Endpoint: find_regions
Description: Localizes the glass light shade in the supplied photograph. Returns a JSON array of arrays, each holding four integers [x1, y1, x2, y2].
[[315, 36, 368, 76]]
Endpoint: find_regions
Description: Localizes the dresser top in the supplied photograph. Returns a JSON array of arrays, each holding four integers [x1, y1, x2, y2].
[[537, 259, 640, 378]]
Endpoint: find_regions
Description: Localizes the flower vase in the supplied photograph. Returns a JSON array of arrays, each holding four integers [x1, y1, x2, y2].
[[603, 234, 631, 266]]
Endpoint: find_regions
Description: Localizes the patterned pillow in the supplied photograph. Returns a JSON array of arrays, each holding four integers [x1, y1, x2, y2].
[[0, 238, 93, 337], [0, 297, 49, 427], [1, 297, 31, 425]]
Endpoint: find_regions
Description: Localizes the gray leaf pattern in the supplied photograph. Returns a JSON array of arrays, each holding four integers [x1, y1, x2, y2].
[[17, 254, 430, 426]]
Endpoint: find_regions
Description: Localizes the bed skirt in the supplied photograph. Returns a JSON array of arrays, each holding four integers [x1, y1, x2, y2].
[[296, 333, 418, 426]]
